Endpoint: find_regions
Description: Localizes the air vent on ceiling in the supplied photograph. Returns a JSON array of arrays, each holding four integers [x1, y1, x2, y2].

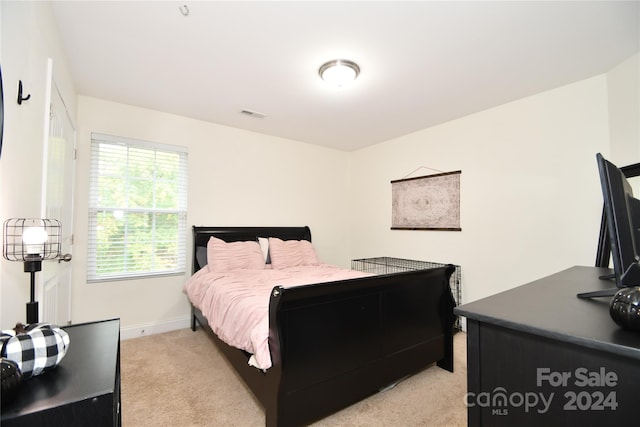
[[240, 109, 266, 119]]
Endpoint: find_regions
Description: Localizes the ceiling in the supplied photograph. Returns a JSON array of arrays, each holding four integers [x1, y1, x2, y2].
[[50, 1, 640, 152]]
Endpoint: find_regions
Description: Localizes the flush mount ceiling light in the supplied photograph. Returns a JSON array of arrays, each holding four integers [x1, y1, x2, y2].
[[319, 59, 360, 87]]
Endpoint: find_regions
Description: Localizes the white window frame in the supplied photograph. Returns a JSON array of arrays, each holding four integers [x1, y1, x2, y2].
[[88, 133, 188, 282]]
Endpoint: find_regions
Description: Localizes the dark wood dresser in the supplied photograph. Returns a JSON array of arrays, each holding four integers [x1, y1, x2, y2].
[[455, 267, 640, 426], [1, 318, 121, 427]]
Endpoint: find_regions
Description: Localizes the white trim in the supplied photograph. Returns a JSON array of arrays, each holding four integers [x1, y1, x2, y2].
[[41, 57, 54, 217], [91, 132, 188, 154], [119, 316, 191, 341]]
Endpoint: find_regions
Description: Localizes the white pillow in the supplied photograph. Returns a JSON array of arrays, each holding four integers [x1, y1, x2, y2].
[[258, 237, 270, 263]]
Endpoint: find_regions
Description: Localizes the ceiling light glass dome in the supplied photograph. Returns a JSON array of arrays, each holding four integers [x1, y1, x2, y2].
[[319, 59, 360, 87]]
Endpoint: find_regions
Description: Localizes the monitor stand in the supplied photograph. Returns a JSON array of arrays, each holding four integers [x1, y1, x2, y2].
[[576, 273, 618, 299], [577, 288, 618, 298]]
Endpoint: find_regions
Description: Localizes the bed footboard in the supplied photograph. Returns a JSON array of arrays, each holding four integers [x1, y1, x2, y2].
[[265, 266, 455, 427]]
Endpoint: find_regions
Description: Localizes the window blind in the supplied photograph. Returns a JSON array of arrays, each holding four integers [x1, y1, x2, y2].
[[88, 133, 188, 282]]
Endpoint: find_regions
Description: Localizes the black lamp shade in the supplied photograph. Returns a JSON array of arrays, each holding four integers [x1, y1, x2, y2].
[[3, 218, 62, 262]]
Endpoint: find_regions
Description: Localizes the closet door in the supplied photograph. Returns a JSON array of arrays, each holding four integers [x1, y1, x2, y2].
[[42, 67, 76, 325]]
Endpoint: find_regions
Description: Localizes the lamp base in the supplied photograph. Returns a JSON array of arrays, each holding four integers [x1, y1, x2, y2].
[[26, 301, 38, 324], [24, 259, 42, 273]]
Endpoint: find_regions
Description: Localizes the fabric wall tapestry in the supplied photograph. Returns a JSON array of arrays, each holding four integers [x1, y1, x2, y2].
[[391, 170, 461, 231]]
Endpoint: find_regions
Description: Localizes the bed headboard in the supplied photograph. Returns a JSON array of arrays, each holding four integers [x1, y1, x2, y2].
[[191, 226, 312, 273]]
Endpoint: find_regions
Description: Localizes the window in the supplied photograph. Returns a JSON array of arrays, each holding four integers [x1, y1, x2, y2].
[[88, 133, 188, 282]]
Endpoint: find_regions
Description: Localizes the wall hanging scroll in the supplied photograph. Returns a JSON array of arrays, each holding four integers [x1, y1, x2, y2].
[[391, 170, 461, 231]]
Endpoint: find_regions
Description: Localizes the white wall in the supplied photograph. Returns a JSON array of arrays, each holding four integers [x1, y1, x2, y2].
[[72, 96, 351, 337], [607, 53, 640, 165], [0, 1, 76, 327], [349, 75, 612, 305]]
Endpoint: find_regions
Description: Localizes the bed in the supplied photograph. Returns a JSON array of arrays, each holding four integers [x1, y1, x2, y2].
[[187, 226, 456, 427]]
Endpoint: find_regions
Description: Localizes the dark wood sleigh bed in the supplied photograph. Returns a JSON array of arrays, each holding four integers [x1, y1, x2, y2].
[[189, 226, 457, 426]]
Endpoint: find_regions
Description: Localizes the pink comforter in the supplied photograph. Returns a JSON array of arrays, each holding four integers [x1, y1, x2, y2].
[[183, 264, 371, 369]]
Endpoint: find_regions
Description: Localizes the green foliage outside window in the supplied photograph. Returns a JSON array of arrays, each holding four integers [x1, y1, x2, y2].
[[89, 135, 187, 281]]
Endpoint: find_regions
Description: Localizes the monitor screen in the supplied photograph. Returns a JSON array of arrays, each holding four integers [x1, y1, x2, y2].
[[579, 154, 640, 298]]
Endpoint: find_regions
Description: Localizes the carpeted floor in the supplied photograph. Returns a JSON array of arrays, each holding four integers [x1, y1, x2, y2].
[[120, 328, 468, 426]]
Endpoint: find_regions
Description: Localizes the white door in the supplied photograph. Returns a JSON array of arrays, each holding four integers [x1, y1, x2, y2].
[[42, 76, 75, 325]]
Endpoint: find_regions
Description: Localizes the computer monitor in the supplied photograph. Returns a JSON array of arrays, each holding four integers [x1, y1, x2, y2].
[[578, 153, 640, 298]]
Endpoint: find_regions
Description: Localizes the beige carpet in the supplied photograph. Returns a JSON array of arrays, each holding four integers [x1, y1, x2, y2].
[[120, 328, 468, 426]]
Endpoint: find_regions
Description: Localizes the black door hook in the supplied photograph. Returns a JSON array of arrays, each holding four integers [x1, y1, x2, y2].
[[17, 80, 31, 105]]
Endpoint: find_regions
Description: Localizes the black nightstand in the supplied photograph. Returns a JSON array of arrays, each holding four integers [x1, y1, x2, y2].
[[1, 318, 121, 427]]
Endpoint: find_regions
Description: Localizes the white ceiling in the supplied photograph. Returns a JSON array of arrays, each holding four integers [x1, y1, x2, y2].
[[51, 1, 640, 152]]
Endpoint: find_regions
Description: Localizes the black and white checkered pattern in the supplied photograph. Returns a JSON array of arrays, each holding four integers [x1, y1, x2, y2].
[[0, 323, 70, 378]]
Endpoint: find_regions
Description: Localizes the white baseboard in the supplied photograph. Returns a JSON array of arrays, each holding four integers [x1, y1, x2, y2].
[[120, 316, 191, 341]]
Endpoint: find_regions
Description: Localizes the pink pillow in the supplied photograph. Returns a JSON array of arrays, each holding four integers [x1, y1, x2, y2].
[[268, 237, 319, 269], [207, 236, 265, 272]]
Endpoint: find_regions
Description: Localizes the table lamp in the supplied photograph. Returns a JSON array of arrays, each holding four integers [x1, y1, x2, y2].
[[2, 218, 62, 324]]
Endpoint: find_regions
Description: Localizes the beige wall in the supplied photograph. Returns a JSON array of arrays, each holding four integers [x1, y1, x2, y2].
[[607, 53, 640, 164], [72, 97, 351, 337], [346, 54, 637, 308], [349, 75, 611, 304]]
